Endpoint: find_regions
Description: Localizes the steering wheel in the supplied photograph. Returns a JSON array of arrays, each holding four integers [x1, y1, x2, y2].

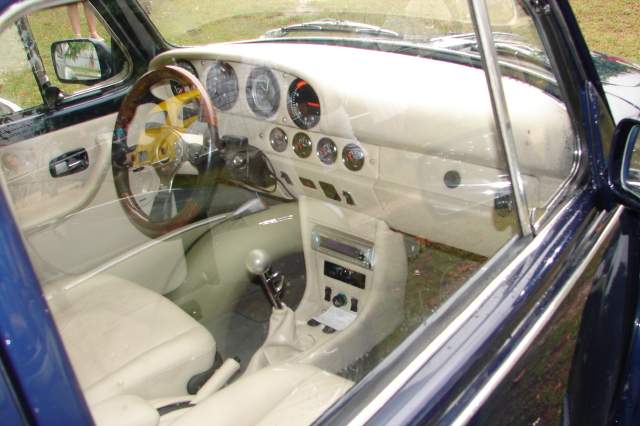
[[111, 65, 221, 237]]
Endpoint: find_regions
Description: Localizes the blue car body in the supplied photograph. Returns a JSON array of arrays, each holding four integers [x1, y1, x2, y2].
[[0, 0, 639, 425]]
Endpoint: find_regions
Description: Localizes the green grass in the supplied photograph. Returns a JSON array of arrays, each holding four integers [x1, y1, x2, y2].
[[0, 5, 111, 109], [0, 1, 637, 113], [570, 0, 640, 64]]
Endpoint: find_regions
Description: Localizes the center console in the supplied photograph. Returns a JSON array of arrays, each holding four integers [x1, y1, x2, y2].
[[283, 196, 408, 373], [312, 226, 372, 319]]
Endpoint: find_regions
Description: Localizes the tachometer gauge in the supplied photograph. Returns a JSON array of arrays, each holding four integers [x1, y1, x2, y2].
[[170, 60, 198, 96], [287, 78, 320, 129], [292, 133, 312, 158], [342, 143, 365, 171], [206, 61, 239, 111], [316, 138, 337, 164], [246, 67, 280, 118], [270, 127, 288, 152]]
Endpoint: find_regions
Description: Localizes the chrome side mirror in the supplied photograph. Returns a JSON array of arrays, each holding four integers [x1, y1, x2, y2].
[[610, 118, 640, 208], [51, 39, 113, 85]]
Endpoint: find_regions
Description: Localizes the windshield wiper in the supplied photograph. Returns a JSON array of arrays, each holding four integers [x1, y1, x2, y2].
[[263, 18, 402, 39], [428, 32, 550, 70]]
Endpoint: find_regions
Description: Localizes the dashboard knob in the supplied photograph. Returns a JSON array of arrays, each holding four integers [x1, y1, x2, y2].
[[232, 154, 246, 168], [332, 293, 348, 308]]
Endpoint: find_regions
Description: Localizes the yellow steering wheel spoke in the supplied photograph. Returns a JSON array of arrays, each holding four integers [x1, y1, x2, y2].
[[127, 90, 201, 169]]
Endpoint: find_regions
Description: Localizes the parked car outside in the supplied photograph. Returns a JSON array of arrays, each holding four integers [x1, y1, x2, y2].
[[0, 1, 639, 425]]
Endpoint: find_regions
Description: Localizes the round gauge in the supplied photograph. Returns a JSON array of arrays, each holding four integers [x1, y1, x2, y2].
[[246, 67, 280, 118], [342, 143, 365, 171], [292, 133, 312, 158], [287, 79, 321, 129], [316, 138, 337, 165], [171, 60, 198, 95], [270, 127, 288, 152], [206, 61, 239, 111]]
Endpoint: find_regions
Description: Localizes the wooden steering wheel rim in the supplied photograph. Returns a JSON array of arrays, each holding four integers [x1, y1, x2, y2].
[[111, 65, 219, 237]]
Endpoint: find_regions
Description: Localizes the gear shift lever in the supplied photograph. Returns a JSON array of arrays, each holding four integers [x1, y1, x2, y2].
[[245, 249, 300, 374], [246, 249, 284, 309]]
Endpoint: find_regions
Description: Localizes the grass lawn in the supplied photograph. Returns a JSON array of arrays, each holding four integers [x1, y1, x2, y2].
[[0, 1, 637, 111], [570, 0, 640, 64]]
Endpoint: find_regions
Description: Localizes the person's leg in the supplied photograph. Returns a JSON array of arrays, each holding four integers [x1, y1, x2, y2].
[[67, 3, 82, 37], [82, 2, 102, 40]]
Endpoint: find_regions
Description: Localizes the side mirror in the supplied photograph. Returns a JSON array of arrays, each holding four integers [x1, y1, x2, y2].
[[51, 38, 113, 85], [610, 118, 640, 208]]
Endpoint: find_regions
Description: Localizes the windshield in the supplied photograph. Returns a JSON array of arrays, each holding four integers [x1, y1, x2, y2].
[[147, 0, 539, 48]]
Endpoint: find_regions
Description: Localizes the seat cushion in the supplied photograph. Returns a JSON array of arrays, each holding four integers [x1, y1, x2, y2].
[[172, 364, 352, 426], [46, 274, 215, 404]]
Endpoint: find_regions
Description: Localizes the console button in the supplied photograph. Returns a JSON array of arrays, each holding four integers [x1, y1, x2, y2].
[[332, 293, 347, 308], [280, 171, 293, 185], [299, 177, 316, 189], [307, 318, 321, 327], [350, 297, 359, 312], [342, 191, 355, 205], [324, 286, 332, 301]]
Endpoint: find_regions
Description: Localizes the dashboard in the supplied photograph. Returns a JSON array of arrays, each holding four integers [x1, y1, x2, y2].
[[150, 42, 576, 256]]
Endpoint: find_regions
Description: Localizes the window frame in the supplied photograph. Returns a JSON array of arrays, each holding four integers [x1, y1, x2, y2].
[[0, 0, 133, 130]]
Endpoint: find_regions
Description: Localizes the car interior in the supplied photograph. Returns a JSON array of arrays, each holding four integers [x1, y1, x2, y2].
[[0, 2, 579, 425]]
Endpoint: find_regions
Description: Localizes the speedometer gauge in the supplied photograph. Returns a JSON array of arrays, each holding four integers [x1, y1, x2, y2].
[[206, 62, 238, 111], [287, 79, 320, 129], [246, 67, 280, 118], [292, 133, 312, 158], [317, 138, 337, 164]]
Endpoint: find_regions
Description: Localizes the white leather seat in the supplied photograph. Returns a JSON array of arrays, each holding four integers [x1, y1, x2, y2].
[[172, 364, 353, 426], [45, 274, 215, 405]]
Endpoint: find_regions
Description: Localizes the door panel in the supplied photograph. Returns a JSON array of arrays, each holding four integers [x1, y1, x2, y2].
[[2, 114, 115, 230], [469, 207, 634, 424], [0, 113, 152, 285]]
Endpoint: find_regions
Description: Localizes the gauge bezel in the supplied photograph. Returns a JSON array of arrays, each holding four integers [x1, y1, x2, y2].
[[246, 67, 280, 118], [342, 143, 365, 171], [269, 127, 288, 152], [316, 137, 337, 165], [206, 61, 239, 111], [287, 78, 321, 130], [292, 132, 313, 158]]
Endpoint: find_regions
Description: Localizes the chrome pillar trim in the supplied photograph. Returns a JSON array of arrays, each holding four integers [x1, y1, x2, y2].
[[451, 205, 624, 426], [467, 0, 533, 237]]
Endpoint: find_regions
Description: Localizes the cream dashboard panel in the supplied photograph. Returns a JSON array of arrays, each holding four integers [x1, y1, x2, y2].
[[151, 42, 574, 180], [149, 43, 574, 255]]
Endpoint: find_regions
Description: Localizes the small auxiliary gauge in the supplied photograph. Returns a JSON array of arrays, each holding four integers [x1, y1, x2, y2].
[[269, 127, 288, 152], [342, 143, 365, 171], [316, 138, 337, 165], [292, 133, 312, 158]]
